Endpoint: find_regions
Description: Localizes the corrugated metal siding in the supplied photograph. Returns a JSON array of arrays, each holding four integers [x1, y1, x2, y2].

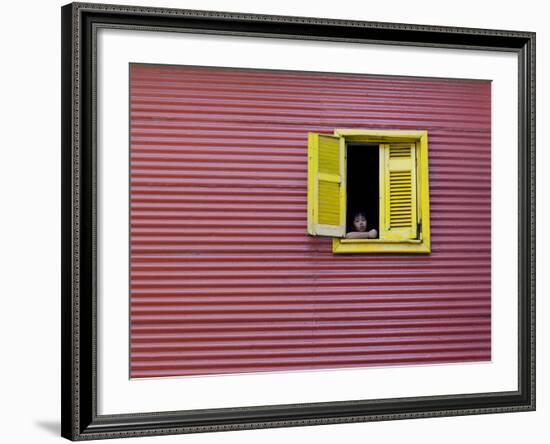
[[129, 64, 491, 378]]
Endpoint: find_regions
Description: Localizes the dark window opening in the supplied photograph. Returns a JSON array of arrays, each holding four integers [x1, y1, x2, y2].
[[346, 144, 379, 237]]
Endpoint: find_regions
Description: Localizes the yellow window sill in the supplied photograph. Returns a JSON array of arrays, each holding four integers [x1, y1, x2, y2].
[[333, 238, 431, 254]]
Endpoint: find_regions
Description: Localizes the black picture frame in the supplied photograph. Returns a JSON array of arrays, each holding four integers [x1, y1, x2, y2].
[[61, 2, 536, 440]]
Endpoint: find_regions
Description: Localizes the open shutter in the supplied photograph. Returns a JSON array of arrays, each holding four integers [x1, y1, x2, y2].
[[380, 143, 418, 240], [307, 133, 346, 237]]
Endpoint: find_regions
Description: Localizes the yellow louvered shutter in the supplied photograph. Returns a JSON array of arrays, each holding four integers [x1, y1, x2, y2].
[[380, 143, 418, 240], [307, 133, 346, 237]]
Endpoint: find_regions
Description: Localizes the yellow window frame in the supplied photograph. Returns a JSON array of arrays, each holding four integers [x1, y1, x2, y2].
[[308, 129, 430, 254]]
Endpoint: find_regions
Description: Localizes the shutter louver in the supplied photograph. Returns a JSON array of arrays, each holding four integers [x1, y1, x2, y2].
[[307, 133, 346, 237], [380, 143, 418, 240]]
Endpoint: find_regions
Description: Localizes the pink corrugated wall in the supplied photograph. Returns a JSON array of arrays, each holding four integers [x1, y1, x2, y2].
[[129, 64, 491, 378]]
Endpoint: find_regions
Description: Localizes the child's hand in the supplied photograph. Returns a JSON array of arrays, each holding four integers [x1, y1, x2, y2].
[[367, 229, 378, 239], [345, 229, 378, 239]]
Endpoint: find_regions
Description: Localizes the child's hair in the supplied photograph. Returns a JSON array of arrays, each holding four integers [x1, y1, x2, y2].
[[352, 211, 367, 220]]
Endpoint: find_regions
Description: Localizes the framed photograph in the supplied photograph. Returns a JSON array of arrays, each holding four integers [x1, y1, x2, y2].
[[61, 2, 535, 440]]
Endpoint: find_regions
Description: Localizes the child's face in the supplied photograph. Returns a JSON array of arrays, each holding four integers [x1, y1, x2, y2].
[[353, 215, 367, 232]]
